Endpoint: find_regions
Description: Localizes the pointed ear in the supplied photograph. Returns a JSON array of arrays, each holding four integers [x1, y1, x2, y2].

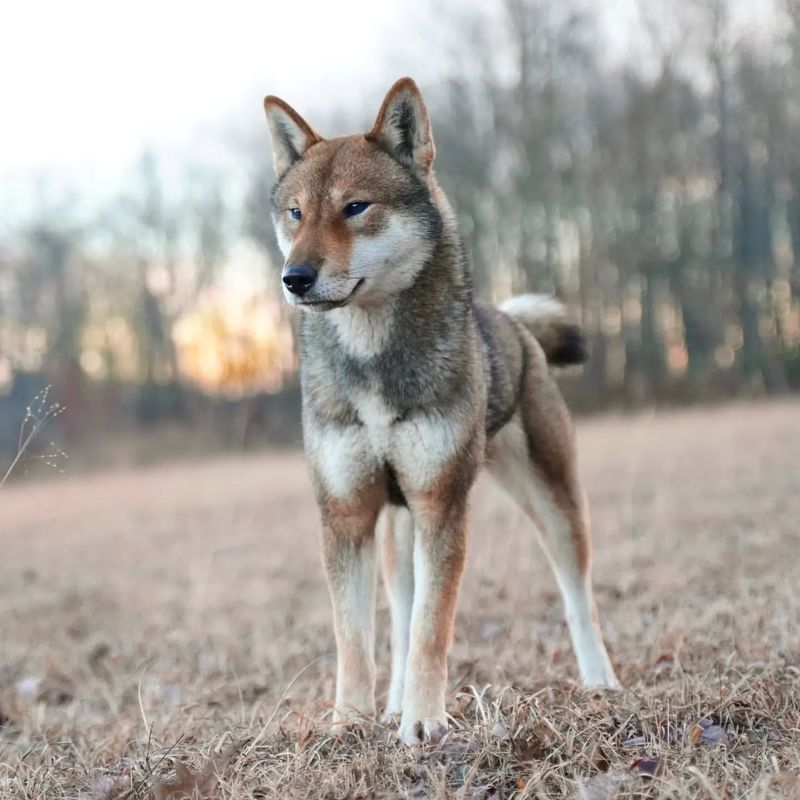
[[263, 95, 322, 178], [367, 77, 435, 173]]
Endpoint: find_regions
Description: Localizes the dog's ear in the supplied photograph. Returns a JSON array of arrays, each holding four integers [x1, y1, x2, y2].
[[263, 96, 322, 179], [367, 77, 435, 174]]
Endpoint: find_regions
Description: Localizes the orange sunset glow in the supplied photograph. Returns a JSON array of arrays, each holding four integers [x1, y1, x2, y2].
[[174, 292, 296, 397]]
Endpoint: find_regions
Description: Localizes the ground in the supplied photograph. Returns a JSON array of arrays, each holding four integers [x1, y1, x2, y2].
[[1, 400, 799, 799]]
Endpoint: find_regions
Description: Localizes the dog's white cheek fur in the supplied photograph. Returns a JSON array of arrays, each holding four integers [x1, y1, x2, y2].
[[351, 216, 432, 299], [328, 216, 431, 357]]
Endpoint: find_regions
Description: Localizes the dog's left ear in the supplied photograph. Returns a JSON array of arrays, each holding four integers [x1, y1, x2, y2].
[[263, 95, 322, 179], [367, 77, 435, 174]]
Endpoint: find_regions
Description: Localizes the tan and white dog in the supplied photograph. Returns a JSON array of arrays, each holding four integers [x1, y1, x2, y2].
[[262, 77, 619, 745]]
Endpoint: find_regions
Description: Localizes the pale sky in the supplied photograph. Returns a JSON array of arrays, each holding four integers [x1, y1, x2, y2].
[[1, 1, 415, 175], [1, 0, 776, 187]]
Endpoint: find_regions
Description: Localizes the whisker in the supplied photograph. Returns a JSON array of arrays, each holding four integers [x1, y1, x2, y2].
[[339, 272, 378, 281]]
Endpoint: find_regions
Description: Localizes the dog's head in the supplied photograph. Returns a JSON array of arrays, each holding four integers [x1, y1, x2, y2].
[[263, 78, 441, 311]]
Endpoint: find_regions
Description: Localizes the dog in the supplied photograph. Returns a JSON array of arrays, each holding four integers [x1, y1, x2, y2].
[[262, 77, 619, 745]]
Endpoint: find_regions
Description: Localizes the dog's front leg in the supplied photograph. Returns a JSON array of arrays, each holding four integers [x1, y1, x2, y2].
[[378, 506, 415, 718], [398, 493, 468, 745], [321, 500, 382, 727]]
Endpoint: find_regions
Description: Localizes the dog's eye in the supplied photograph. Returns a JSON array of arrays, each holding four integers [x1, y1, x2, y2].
[[343, 201, 371, 218], [288, 208, 302, 221]]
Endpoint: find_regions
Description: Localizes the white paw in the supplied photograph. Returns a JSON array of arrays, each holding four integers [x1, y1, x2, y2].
[[330, 718, 352, 736], [381, 686, 404, 723], [331, 702, 375, 734], [380, 706, 401, 725], [398, 713, 448, 745]]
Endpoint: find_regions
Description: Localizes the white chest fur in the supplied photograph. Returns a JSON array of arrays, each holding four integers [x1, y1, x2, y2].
[[309, 387, 471, 502], [329, 303, 396, 359], [357, 389, 468, 494], [352, 389, 397, 456]]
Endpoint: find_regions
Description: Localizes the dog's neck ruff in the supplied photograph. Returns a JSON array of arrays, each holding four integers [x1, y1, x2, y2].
[[328, 300, 398, 360]]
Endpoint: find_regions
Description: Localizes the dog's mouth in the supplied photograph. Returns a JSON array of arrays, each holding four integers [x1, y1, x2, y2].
[[296, 278, 365, 311]]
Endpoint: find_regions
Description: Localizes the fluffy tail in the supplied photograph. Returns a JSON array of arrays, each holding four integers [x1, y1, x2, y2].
[[500, 294, 588, 366]]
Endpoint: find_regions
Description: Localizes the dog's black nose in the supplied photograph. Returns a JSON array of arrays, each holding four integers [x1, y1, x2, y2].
[[282, 265, 317, 296]]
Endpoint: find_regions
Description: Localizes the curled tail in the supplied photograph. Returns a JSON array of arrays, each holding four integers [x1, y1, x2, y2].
[[500, 294, 588, 366]]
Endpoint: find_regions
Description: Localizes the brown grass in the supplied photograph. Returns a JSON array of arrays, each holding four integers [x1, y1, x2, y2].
[[1, 400, 799, 798]]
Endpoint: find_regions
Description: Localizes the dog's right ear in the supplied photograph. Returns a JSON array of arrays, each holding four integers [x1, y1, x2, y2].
[[368, 77, 435, 174], [263, 96, 322, 179]]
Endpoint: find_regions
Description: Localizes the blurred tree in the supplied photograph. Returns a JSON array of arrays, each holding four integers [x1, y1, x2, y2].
[[2, 0, 799, 463], [108, 151, 229, 420]]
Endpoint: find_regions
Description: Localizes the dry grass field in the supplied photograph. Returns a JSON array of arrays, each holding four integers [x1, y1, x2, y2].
[[1, 401, 799, 799]]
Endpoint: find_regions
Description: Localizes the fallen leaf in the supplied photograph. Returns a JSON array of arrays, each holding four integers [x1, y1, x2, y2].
[[689, 718, 729, 747], [689, 724, 703, 745], [153, 761, 215, 800], [700, 724, 729, 746], [152, 747, 235, 800], [629, 757, 665, 778], [513, 733, 548, 760], [622, 735, 646, 748]]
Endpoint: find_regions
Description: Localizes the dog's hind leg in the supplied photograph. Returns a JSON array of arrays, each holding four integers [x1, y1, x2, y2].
[[487, 347, 618, 688], [378, 506, 415, 717]]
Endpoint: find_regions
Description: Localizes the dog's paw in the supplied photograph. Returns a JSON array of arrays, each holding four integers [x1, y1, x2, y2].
[[380, 708, 400, 725], [398, 713, 448, 746], [331, 716, 379, 742], [330, 715, 360, 738], [331, 704, 375, 737]]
